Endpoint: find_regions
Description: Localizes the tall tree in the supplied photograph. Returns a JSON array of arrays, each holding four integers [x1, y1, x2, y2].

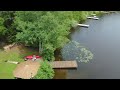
[[14, 11, 72, 61], [14, 11, 101, 61], [0, 11, 16, 42]]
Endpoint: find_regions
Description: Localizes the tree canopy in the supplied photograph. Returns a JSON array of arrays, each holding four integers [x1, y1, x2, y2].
[[0, 11, 102, 61]]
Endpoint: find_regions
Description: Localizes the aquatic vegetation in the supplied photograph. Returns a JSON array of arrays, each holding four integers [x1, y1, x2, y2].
[[61, 41, 93, 63], [79, 48, 93, 63]]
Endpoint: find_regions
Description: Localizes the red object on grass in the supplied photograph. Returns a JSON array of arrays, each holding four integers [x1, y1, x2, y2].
[[25, 55, 42, 60]]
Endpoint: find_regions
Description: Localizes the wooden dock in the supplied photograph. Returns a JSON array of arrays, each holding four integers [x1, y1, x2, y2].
[[87, 16, 99, 20], [49, 61, 78, 69], [102, 11, 117, 14], [109, 11, 117, 13], [77, 24, 89, 28], [91, 14, 96, 16]]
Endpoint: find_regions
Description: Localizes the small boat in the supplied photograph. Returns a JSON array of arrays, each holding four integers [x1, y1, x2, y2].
[[24, 55, 42, 61]]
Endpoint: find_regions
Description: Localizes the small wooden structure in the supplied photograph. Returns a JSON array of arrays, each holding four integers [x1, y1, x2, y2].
[[109, 11, 117, 13], [102, 11, 110, 14], [13, 61, 40, 79], [77, 24, 89, 28], [49, 61, 78, 69], [7, 60, 19, 64], [91, 14, 96, 16], [101, 11, 117, 14], [87, 16, 99, 20]]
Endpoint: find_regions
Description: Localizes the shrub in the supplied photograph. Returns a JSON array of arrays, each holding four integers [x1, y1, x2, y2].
[[34, 61, 55, 79]]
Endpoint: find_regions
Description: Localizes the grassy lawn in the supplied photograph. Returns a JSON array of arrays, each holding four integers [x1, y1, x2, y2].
[[0, 62, 17, 79], [0, 45, 39, 79]]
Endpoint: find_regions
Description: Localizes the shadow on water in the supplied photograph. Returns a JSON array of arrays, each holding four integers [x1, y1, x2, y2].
[[53, 49, 67, 79], [53, 27, 79, 79]]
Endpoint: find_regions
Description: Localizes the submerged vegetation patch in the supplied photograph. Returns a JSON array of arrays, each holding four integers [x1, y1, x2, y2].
[[61, 41, 93, 63]]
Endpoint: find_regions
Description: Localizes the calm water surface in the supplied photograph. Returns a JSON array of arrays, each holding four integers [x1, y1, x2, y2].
[[55, 13, 120, 79]]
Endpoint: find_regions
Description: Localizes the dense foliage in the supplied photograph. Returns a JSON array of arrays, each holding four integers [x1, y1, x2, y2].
[[0, 11, 16, 42], [0, 11, 102, 61], [33, 61, 54, 79]]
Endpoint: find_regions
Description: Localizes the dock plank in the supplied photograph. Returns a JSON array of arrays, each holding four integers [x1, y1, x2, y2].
[[49, 61, 77, 69]]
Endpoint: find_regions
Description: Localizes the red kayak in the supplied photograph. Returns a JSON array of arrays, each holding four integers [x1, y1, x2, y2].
[[24, 55, 42, 60]]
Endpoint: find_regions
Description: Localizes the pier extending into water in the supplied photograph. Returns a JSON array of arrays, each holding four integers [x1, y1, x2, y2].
[[87, 16, 99, 20], [77, 24, 89, 28], [49, 61, 78, 69]]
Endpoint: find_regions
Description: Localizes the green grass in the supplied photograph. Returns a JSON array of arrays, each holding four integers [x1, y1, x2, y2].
[[0, 51, 24, 63], [0, 45, 39, 79], [0, 62, 17, 79]]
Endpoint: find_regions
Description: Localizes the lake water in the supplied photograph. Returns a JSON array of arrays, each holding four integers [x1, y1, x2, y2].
[[55, 12, 120, 79]]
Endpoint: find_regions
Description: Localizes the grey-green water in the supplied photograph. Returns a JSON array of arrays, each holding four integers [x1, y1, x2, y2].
[[56, 12, 120, 79]]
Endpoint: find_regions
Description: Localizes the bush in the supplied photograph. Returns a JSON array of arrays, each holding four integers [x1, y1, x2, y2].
[[34, 61, 55, 79]]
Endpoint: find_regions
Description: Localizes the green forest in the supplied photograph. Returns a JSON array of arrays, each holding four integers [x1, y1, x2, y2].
[[0, 11, 102, 61]]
